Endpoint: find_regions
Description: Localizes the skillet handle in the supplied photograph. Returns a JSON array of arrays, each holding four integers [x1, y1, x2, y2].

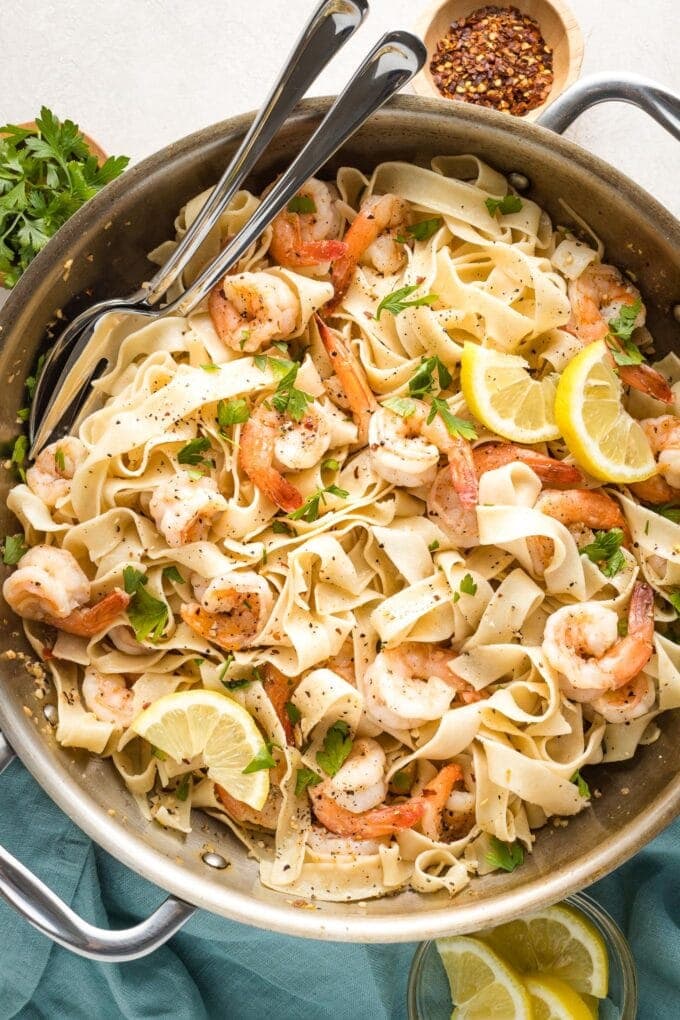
[[0, 730, 196, 961], [538, 72, 680, 142]]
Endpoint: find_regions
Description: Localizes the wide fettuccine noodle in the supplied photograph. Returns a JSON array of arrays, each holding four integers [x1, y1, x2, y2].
[[5, 157, 679, 903]]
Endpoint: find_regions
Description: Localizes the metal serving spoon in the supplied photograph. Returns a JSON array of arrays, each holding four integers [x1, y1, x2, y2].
[[31, 29, 426, 455], [29, 0, 369, 445]]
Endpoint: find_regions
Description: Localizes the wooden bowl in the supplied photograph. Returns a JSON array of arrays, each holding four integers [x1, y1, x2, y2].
[[412, 0, 584, 121]]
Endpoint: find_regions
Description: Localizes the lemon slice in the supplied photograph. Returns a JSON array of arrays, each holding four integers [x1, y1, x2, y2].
[[131, 690, 269, 809], [554, 339, 655, 483], [482, 903, 609, 998], [525, 974, 595, 1020], [461, 342, 560, 443], [436, 936, 533, 1019]]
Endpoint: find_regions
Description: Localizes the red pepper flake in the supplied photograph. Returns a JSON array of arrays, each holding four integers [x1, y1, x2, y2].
[[430, 5, 554, 116]]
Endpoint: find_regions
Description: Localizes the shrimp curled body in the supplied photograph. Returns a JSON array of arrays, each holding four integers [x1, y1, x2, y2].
[[180, 571, 274, 650]]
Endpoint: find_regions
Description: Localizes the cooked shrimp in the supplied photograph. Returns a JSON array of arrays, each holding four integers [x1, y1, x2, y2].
[[270, 178, 347, 270], [590, 673, 656, 724], [180, 571, 273, 650], [630, 416, 680, 504], [529, 488, 631, 573], [309, 756, 462, 840], [363, 642, 482, 731], [542, 581, 654, 693], [426, 444, 582, 547], [81, 667, 134, 727], [261, 662, 298, 744], [316, 315, 376, 445], [369, 400, 477, 506], [3, 545, 129, 636], [239, 401, 334, 512], [26, 437, 85, 508], [566, 262, 673, 403], [208, 271, 300, 353], [216, 784, 281, 831], [149, 475, 227, 548], [331, 193, 410, 303]]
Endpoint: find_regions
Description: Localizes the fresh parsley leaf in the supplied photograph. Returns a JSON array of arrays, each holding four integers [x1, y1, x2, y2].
[[295, 767, 323, 797], [123, 565, 146, 595], [242, 742, 277, 774], [284, 701, 301, 725], [383, 396, 417, 418], [607, 335, 645, 367], [54, 446, 66, 472], [376, 284, 438, 320], [200, 362, 220, 373], [222, 676, 251, 690], [175, 775, 191, 801], [656, 504, 680, 524], [428, 540, 440, 552], [400, 218, 443, 242], [16, 407, 30, 422], [316, 719, 353, 777], [162, 565, 185, 584], [459, 573, 477, 596], [217, 654, 236, 683], [427, 398, 478, 440], [0, 109, 128, 286], [408, 355, 453, 398], [25, 354, 45, 400], [287, 195, 316, 215], [485, 836, 524, 872], [2, 533, 28, 565], [151, 746, 167, 761], [582, 528, 626, 578], [288, 483, 349, 523], [123, 567, 168, 641], [485, 194, 523, 216], [390, 769, 414, 794], [321, 458, 340, 472], [272, 519, 294, 535], [668, 591, 680, 615], [177, 436, 212, 466], [271, 362, 313, 422], [217, 397, 250, 429], [617, 617, 629, 637], [10, 434, 28, 481], [608, 300, 642, 343], [571, 770, 591, 799]]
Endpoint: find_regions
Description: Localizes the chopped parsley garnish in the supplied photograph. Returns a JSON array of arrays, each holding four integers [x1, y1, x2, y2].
[[122, 566, 168, 642], [54, 446, 66, 472], [217, 654, 236, 683], [10, 434, 28, 481], [25, 353, 45, 401], [162, 565, 185, 585], [272, 519, 294, 535], [376, 284, 438, 321], [295, 767, 323, 797], [571, 770, 591, 799], [151, 746, 167, 761], [656, 504, 680, 524], [2, 533, 28, 565], [288, 483, 349, 523], [427, 398, 478, 440], [460, 573, 477, 595], [316, 719, 353, 777], [0, 108, 129, 287], [408, 355, 452, 398], [222, 676, 251, 691], [485, 194, 523, 216], [607, 300, 645, 366], [284, 701, 301, 725], [396, 217, 443, 243], [175, 775, 191, 801], [321, 458, 340, 472], [253, 354, 292, 376], [391, 769, 414, 794], [668, 591, 680, 615], [287, 195, 316, 215], [618, 618, 629, 637], [16, 407, 30, 422], [217, 397, 250, 430], [428, 540, 440, 552], [177, 435, 213, 467], [485, 836, 524, 872], [383, 396, 417, 418], [242, 741, 278, 774], [582, 528, 626, 578], [271, 362, 312, 422], [200, 362, 220, 373]]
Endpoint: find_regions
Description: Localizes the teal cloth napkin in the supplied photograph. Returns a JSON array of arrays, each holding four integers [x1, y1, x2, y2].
[[1, 755, 678, 1018]]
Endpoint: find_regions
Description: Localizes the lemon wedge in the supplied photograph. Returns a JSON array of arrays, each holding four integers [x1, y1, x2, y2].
[[131, 689, 270, 810], [482, 903, 609, 998], [554, 339, 655, 483], [460, 342, 560, 444], [436, 936, 533, 1019], [525, 974, 596, 1020]]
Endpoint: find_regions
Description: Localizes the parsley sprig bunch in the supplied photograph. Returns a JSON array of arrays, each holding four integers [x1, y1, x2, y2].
[[0, 108, 128, 287]]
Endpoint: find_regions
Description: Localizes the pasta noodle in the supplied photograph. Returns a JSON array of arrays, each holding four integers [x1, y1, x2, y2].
[[5, 157, 680, 903]]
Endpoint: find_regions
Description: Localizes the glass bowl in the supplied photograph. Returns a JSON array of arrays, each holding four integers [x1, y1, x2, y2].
[[407, 892, 638, 1019]]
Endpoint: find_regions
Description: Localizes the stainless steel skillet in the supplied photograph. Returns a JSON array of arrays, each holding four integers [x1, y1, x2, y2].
[[1, 75, 679, 960]]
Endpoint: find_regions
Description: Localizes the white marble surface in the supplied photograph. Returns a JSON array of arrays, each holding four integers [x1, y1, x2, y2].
[[1, 0, 678, 214]]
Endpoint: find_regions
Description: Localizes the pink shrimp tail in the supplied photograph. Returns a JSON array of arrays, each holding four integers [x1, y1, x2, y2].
[[448, 439, 479, 510], [47, 589, 130, 637], [299, 239, 348, 263], [619, 363, 674, 404]]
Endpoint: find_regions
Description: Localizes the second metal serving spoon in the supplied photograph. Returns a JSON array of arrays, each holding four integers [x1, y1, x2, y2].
[[31, 29, 426, 454], [29, 0, 369, 443]]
